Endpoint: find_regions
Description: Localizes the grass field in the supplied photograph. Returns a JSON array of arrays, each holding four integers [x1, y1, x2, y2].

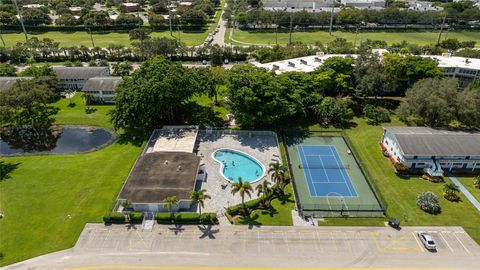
[[332, 117, 480, 243], [0, 96, 143, 266], [2, 31, 207, 47], [232, 29, 480, 46], [456, 177, 480, 202], [54, 93, 114, 127]]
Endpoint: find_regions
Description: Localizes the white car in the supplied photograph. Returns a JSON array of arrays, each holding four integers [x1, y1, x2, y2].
[[417, 232, 436, 250]]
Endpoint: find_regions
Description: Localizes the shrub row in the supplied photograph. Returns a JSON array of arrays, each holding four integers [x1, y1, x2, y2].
[[226, 197, 264, 215], [155, 212, 218, 225], [102, 212, 144, 224]]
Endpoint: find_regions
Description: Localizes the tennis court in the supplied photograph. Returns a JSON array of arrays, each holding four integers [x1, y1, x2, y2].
[[298, 145, 357, 197], [285, 132, 385, 218]]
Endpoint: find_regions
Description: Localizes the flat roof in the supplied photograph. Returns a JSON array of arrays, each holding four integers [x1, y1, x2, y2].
[[145, 126, 198, 154], [119, 152, 200, 203], [421, 55, 480, 70], [385, 127, 480, 157], [254, 54, 356, 74], [52, 67, 109, 79]]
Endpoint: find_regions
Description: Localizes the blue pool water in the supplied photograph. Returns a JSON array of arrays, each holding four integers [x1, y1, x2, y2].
[[212, 149, 265, 183]]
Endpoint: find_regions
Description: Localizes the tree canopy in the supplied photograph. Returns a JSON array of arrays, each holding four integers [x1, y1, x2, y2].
[[110, 57, 202, 131]]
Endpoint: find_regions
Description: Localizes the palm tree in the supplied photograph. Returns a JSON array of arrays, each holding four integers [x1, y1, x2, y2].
[[190, 189, 211, 222], [231, 177, 253, 214], [163, 196, 179, 220], [256, 181, 273, 208], [443, 183, 460, 201], [268, 160, 287, 195]]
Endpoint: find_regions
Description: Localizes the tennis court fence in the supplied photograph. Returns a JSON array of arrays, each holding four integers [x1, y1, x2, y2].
[[300, 203, 385, 218]]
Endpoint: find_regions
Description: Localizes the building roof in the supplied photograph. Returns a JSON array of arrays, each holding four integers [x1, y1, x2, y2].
[[254, 54, 356, 74], [0, 77, 33, 91], [119, 152, 200, 203], [52, 67, 109, 79], [385, 127, 480, 157], [421, 55, 480, 71], [83, 77, 122, 92]]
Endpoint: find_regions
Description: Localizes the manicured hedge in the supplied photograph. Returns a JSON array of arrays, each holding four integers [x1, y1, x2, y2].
[[129, 212, 144, 223], [155, 212, 218, 224], [103, 212, 126, 223]]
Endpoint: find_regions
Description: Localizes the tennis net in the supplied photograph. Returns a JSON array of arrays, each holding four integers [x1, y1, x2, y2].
[[298, 164, 350, 170]]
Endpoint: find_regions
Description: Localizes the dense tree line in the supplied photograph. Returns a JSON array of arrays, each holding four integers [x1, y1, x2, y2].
[[236, 4, 480, 29], [0, 36, 250, 63], [397, 78, 480, 128]]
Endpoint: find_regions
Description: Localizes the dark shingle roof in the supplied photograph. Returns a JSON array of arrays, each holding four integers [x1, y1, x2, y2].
[[385, 127, 480, 157], [0, 77, 33, 91], [52, 67, 109, 79], [119, 152, 200, 203], [83, 77, 122, 92]]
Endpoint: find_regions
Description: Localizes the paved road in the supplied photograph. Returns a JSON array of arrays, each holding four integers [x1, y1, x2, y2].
[[3, 224, 479, 270], [211, 4, 228, 46]]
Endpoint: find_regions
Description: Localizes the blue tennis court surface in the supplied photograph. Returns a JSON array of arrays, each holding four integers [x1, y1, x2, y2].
[[298, 145, 357, 197]]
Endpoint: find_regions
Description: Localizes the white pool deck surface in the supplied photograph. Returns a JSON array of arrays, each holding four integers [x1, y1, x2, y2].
[[194, 130, 281, 215]]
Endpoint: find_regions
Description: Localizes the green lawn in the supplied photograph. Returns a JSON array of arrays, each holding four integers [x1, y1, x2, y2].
[[2, 31, 207, 47], [456, 177, 480, 202], [54, 93, 114, 127], [232, 29, 480, 46], [0, 96, 143, 266], [332, 117, 480, 243], [235, 184, 295, 226]]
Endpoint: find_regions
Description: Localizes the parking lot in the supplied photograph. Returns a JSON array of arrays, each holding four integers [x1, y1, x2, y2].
[[5, 224, 479, 270], [73, 224, 478, 257]]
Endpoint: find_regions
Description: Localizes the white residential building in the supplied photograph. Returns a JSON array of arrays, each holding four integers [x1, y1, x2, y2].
[[341, 0, 385, 9], [381, 127, 480, 176], [52, 67, 110, 90], [82, 77, 122, 103]]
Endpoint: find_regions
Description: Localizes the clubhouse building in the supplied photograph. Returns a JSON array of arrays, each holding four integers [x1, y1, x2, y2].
[[381, 127, 480, 176]]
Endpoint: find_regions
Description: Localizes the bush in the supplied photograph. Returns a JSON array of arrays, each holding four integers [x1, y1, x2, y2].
[[416, 191, 441, 214], [382, 149, 390, 157], [227, 197, 264, 215], [103, 212, 126, 223], [129, 212, 144, 223], [474, 177, 480, 189], [363, 104, 391, 125], [155, 212, 218, 224], [393, 162, 408, 172]]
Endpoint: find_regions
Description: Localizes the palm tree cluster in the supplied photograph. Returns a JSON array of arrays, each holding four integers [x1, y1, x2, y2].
[[268, 160, 289, 196], [443, 183, 461, 202]]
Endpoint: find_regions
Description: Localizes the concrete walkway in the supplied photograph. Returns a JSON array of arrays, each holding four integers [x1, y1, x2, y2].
[[448, 174, 480, 211]]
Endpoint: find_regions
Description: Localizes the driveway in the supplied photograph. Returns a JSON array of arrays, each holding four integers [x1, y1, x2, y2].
[[3, 224, 479, 270]]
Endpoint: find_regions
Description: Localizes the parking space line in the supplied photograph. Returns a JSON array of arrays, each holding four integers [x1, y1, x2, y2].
[[438, 232, 453, 253], [412, 232, 425, 253], [453, 232, 470, 254]]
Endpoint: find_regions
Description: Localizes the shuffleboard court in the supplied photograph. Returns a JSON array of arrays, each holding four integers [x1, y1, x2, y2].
[[298, 145, 357, 197]]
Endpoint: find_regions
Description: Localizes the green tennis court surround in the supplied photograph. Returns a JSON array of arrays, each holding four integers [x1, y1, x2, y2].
[[284, 131, 385, 218]]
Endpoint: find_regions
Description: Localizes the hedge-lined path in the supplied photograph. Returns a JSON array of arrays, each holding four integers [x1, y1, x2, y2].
[[4, 223, 479, 269]]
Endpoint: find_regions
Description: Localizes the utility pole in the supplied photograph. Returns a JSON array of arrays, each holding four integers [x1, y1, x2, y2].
[[329, 0, 335, 36], [0, 30, 5, 47], [12, 0, 28, 42], [168, 0, 173, 36], [289, 15, 293, 45], [436, 12, 447, 49]]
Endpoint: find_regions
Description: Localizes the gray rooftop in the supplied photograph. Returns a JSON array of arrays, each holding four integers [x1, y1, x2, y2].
[[52, 67, 109, 79], [0, 77, 33, 91], [83, 77, 122, 92], [385, 127, 480, 157], [119, 152, 200, 203]]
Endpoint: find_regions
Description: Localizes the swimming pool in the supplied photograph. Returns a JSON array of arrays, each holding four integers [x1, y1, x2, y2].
[[212, 148, 266, 183]]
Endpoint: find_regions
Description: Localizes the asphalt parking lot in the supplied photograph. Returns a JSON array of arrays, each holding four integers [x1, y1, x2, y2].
[[5, 224, 479, 270], [73, 224, 478, 256]]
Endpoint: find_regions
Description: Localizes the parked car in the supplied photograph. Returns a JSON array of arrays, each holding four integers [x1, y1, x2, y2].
[[417, 232, 436, 250]]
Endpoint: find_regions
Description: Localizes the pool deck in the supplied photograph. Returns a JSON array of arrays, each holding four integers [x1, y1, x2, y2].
[[195, 130, 281, 215]]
